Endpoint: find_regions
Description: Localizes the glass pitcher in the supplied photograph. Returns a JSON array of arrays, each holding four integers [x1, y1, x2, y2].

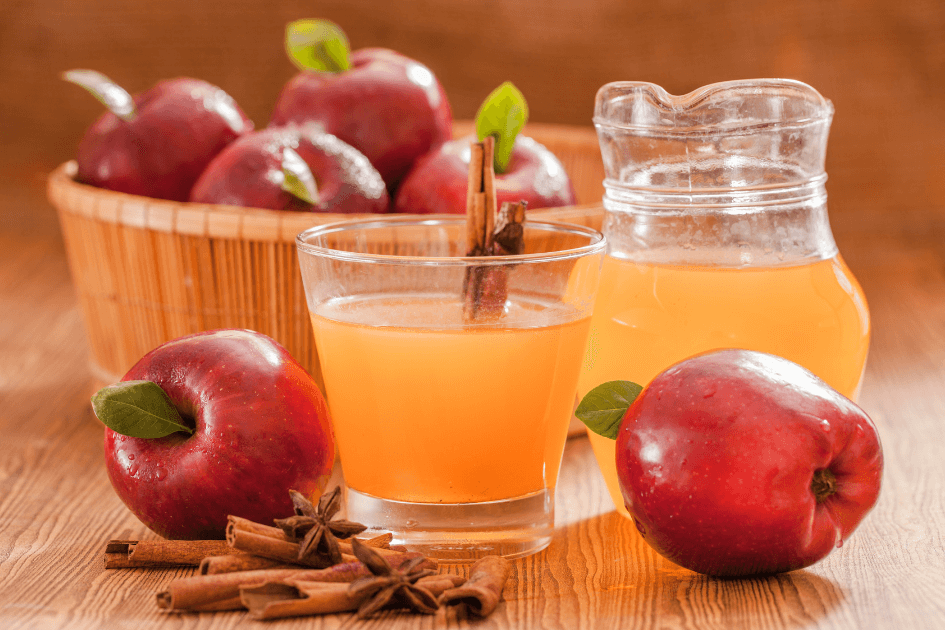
[[578, 79, 870, 517]]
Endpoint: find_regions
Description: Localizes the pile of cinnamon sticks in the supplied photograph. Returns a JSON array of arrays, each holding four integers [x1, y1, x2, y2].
[[104, 488, 511, 621]]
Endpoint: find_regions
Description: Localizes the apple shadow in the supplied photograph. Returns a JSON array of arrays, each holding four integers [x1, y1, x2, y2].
[[504, 511, 848, 628]]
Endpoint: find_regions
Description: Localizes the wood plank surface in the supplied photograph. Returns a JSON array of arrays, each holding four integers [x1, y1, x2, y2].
[[1, 166, 945, 629], [2, 0, 945, 626]]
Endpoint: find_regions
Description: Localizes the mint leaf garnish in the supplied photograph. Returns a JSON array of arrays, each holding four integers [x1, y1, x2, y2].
[[575, 380, 643, 440], [286, 19, 351, 73], [91, 380, 193, 438], [475, 81, 528, 173]]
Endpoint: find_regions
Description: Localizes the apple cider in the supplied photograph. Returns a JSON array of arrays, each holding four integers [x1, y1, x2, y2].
[[311, 294, 592, 504], [578, 254, 871, 516]]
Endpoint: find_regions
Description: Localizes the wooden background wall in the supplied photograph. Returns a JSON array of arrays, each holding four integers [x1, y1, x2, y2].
[[1, 0, 943, 227]]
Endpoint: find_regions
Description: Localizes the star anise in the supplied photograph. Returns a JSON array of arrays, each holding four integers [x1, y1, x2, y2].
[[347, 538, 439, 618], [274, 487, 367, 566]]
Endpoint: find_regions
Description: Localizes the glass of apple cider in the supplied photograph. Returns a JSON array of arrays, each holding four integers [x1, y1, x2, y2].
[[581, 79, 871, 517], [297, 217, 605, 561]]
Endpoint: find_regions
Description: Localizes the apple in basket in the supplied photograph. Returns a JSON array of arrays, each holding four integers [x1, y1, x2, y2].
[[63, 70, 252, 201], [269, 19, 452, 191], [91, 330, 335, 539], [394, 82, 576, 214], [190, 124, 389, 213], [577, 349, 884, 577]]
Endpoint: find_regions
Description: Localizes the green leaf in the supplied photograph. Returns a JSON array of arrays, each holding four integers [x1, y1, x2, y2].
[[62, 69, 136, 121], [575, 380, 643, 440], [285, 19, 351, 73], [475, 81, 529, 173], [91, 380, 193, 439], [281, 147, 319, 205]]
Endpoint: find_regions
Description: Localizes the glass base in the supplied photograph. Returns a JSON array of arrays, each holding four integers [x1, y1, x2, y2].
[[345, 487, 554, 563]]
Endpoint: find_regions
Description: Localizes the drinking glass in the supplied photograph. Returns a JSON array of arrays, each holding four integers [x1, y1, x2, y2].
[[580, 79, 871, 517], [298, 216, 605, 561]]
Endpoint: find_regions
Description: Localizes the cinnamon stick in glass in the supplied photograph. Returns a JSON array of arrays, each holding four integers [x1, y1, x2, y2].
[[462, 136, 527, 322], [103, 539, 232, 569]]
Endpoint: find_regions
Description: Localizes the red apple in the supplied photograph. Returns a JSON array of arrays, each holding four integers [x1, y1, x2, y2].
[[393, 82, 575, 214], [577, 349, 883, 577], [269, 21, 452, 190], [394, 134, 576, 214], [189, 124, 389, 213], [65, 70, 253, 201], [92, 330, 335, 539]]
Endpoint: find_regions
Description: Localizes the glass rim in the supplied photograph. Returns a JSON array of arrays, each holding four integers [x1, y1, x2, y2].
[[296, 215, 607, 266]]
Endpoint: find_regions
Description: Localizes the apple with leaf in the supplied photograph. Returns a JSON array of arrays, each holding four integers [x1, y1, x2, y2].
[[394, 82, 575, 214], [270, 20, 452, 191], [577, 349, 883, 577], [91, 330, 335, 540], [190, 123, 389, 213], [64, 70, 252, 202]]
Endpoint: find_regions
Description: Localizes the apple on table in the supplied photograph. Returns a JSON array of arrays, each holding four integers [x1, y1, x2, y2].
[[270, 20, 452, 192], [189, 123, 389, 213], [394, 82, 576, 214], [64, 70, 252, 202], [577, 349, 884, 577], [91, 330, 335, 540]]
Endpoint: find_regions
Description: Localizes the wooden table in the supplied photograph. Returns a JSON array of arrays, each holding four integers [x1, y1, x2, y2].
[[2, 170, 944, 629]]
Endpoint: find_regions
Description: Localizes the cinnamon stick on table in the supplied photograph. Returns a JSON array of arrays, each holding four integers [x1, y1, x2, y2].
[[104, 539, 232, 569], [440, 555, 512, 617], [199, 553, 299, 575], [157, 562, 381, 612], [240, 574, 466, 621], [226, 516, 432, 570], [463, 135, 527, 322]]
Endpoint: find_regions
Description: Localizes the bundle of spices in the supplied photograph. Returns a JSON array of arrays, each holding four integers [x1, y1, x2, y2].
[[102, 486, 512, 619]]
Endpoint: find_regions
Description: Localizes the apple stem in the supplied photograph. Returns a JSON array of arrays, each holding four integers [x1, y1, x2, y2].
[[63, 69, 136, 122], [811, 468, 837, 503]]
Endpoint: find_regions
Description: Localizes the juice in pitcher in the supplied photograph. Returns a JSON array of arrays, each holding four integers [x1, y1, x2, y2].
[[585, 79, 871, 516]]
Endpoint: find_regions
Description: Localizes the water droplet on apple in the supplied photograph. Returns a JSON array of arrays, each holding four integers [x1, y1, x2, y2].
[[821, 419, 831, 432], [836, 537, 844, 548], [155, 467, 167, 481], [128, 464, 139, 476], [127, 453, 135, 461]]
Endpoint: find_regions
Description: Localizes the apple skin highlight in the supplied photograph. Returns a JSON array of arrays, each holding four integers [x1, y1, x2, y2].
[[103, 330, 334, 540]]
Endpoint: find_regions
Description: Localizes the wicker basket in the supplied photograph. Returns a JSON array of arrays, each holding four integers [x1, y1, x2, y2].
[[48, 122, 605, 389]]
